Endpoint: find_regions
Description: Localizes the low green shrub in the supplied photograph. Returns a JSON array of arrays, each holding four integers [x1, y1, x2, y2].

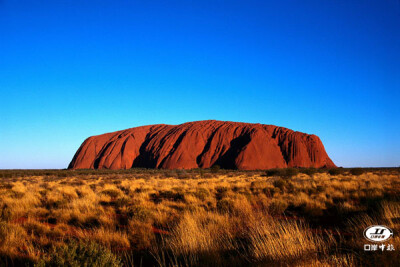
[[265, 169, 283, 177], [328, 168, 344, 175], [349, 168, 364, 176], [36, 241, 122, 267], [210, 165, 221, 173], [299, 168, 318, 176]]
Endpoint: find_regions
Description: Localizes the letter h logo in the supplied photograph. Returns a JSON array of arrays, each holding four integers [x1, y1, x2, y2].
[[373, 228, 385, 235]]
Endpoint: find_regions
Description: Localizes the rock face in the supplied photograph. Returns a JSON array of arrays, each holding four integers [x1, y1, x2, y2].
[[68, 120, 336, 170]]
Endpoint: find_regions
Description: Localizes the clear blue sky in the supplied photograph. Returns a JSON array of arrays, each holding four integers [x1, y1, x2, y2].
[[1, 0, 399, 169]]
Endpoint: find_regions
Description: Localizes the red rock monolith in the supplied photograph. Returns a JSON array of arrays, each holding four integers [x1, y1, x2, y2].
[[68, 120, 335, 170]]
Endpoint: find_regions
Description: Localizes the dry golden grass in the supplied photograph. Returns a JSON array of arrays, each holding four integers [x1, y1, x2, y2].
[[0, 168, 399, 266]]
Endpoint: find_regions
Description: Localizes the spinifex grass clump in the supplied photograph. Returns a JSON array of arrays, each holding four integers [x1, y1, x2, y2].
[[0, 168, 398, 266]]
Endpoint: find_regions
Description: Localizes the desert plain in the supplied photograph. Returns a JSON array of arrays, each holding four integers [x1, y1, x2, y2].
[[0, 167, 399, 266]]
